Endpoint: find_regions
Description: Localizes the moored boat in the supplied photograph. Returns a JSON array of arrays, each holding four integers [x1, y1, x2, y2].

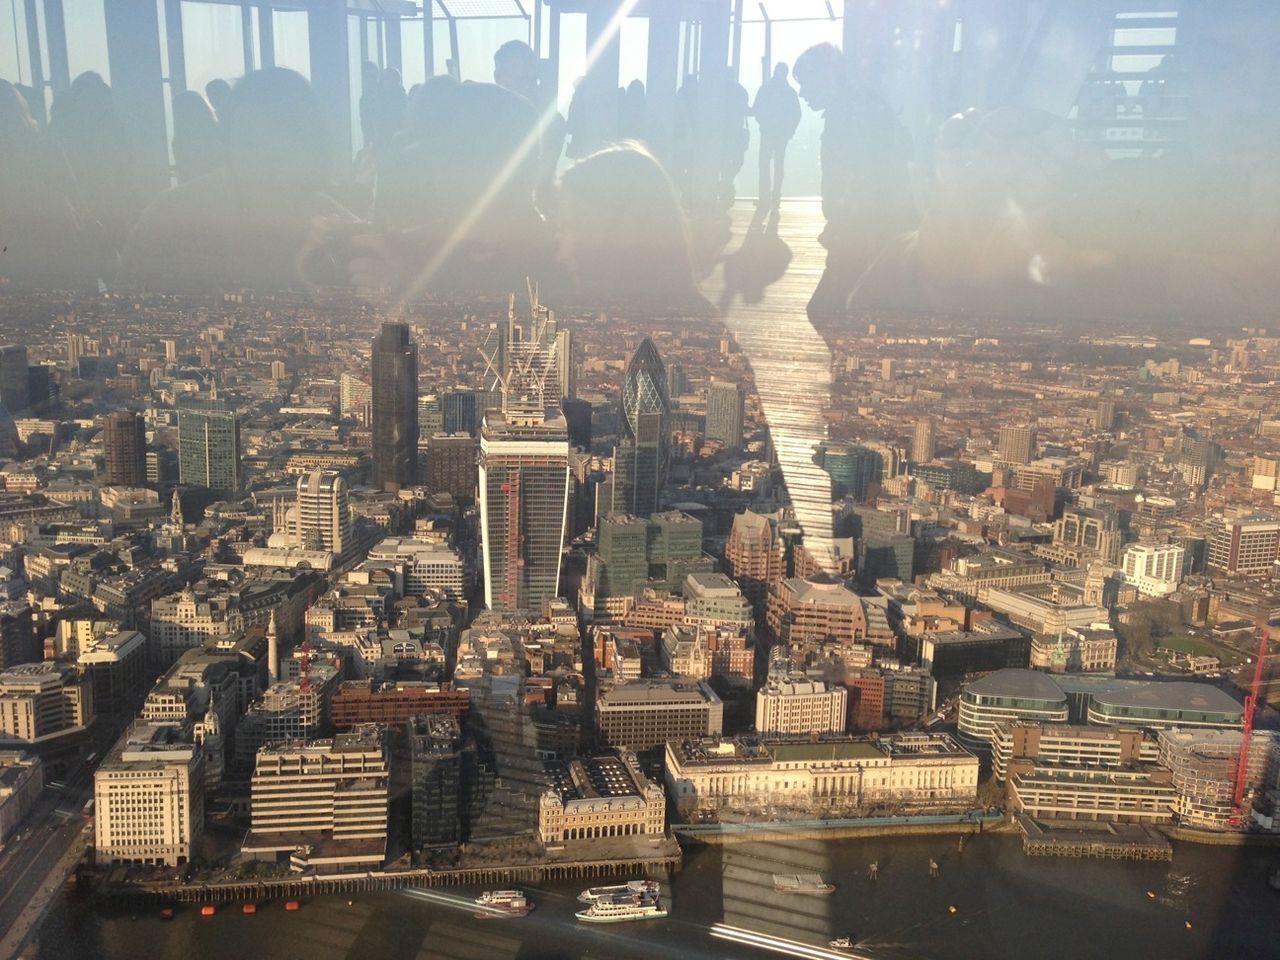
[[829, 936, 855, 950], [577, 880, 660, 903], [772, 873, 836, 895]]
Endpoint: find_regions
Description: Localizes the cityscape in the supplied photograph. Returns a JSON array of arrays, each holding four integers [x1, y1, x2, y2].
[[1, 2, 1279, 960]]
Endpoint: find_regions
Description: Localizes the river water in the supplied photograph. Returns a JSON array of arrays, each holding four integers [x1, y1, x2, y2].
[[28, 834, 1280, 959]]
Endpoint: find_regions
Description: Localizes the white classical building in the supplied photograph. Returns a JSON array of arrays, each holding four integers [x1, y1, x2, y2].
[[94, 721, 203, 867], [755, 677, 847, 736], [538, 752, 666, 844], [149, 589, 244, 666], [664, 733, 978, 815]]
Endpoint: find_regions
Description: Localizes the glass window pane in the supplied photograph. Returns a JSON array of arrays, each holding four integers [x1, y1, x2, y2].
[[181, 0, 245, 93], [272, 9, 309, 80], [62, 0, 109, 83]]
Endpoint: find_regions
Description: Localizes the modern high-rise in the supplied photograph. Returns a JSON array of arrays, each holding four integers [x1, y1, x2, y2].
[[724, 510, 786, 621], [371, 322, 419, 491], [177, 405, 240, 495], [427, 433, 478, 501], [0, 345, 29, 415], [1121, 543, 1185, 597], [613, 338, 669, 518], [998, 425, 1035, 465], [911, 417, 936, 463], [102, 411, 147, 487], [705, 381, 744, 449], [479, 296, 571, 613], [1096, 399, 1117, 431], [818, 441, 884, 502], [441, 389, 481, 437], [339, 373, 372, 423], [296, 469, 351, 557], [556, 327, 575, 403], [1207, 516, 1280, 577]]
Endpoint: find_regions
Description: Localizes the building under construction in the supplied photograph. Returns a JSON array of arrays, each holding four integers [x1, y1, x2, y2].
[[1158, 728, 1280, 830]]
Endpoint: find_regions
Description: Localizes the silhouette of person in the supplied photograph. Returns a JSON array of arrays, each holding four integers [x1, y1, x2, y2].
[[373, 73, 459, 229], [205, 79, 232, 120], [48, 71, 142, 263], [715, 70, 751, 212], [493, 39, 564, 213], [0, 80, 82, 287], [171, 90, 222, 184], [751, 63, 801, 216], [792, 43, 916, 322], [555, 142, 710, 314], [618, 79, 647, 142], [121, 67, 354, 292]]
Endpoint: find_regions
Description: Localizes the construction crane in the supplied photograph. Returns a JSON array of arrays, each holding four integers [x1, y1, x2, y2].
[[1230, 622, 1271, 827]]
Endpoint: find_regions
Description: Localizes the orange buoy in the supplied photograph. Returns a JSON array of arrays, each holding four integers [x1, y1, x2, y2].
[[242, 903, 258, 915], [285, 900, 301, 912], [200, 905, 216, 917]]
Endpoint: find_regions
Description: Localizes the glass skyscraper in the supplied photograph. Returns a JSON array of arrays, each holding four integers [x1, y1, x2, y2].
[[706, 380, 744, 450], [613, 338, 669, 518], [372, 322, 419, 491], [177, 405, 239, 495], [478, 298, 571, 613]]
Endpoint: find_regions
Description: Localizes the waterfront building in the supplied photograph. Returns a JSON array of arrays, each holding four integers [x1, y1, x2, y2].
[[1007, 765, 1175, 824], [664, 732, 978, 816], [1158, 728, 1280, 829], [991, 721, 1156, 783], [1085, 681, 1242, 732], [613, 338, 669, 518], [957, 669, 1070, 753], [102, 411, 147, 487], [705, 381, 744, 449], [94, 721, 203, 867], [177, 405, 239, 495], [244, 725, 389, 871], [596, 680, 724, 751], [539, 751, 665, 844], [411, 713, 464, 849], [371, 322, 419, 491], [755, 677, 847, 736]]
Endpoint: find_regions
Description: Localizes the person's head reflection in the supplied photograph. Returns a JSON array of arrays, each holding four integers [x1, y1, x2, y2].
[[556, 142, 706, 312]]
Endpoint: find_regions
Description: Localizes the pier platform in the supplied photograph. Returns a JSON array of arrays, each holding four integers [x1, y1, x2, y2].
[[1018, 816, 1173, 861]]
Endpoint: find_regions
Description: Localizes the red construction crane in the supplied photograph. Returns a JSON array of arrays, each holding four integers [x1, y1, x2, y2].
[[1230, 622, 1271, 827]]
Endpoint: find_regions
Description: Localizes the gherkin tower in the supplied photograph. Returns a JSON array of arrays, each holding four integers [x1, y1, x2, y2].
[[613, 338, 670, 518]]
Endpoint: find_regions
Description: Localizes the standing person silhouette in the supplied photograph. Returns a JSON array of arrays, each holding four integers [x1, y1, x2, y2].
[[751, 63, 801, 219], [792, 43, 915, 323]]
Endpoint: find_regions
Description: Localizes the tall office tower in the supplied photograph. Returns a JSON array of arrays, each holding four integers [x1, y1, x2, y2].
[[562, 397, 593, 449], [911, 417, 936, 463], [26, 365, 53, 413], [418, 394, 444, 439], [66, 333, 84, 371], [1096, 399, 1117, 431], [372, 322, 419, 491], [162, 339, 178, 362], [0, 345, 29, 415], [296, 468, 352, 557], [103, 411, 147, 486], [339, 372, 373, 423], [613, 338, 670, 518], [724, 509, 786, 623], [998, 425, 1035, 464], [556, 327, 575, 403], [818, 441, 884, 503], [177, 405, 240, 495], [441, 389, 481, 437], [667, 360, 688, 400], [478, 293, 571, 612], [427, 433, 478, 501], [706, 381, 744, 450], [880, 358, 895, 381]]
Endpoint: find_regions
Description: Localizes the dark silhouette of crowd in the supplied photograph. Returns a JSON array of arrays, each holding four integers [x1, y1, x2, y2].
[[0, 6, 1275, 322]]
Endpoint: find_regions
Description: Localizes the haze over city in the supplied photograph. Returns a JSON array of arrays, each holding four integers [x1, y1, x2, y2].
[[0, 3, 1278, 960]]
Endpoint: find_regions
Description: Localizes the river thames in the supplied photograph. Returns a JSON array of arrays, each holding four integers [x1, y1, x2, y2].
[[27, 833, 1280, 959]]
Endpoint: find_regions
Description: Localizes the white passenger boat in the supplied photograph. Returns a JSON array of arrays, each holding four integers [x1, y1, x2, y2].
[[473, 890, 533, 918], [575, 893, 668, 923]]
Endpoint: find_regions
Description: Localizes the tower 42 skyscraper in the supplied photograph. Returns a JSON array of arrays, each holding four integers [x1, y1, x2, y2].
[[372, 323, 419, 491]]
